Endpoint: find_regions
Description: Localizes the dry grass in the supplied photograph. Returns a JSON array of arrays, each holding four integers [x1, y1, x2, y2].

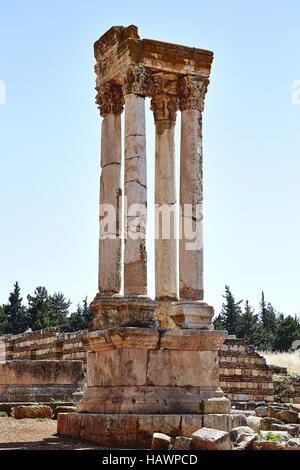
[[259, 350, 300, 374]]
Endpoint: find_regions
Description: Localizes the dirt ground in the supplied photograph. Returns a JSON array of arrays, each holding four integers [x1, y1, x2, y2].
[[0, 416, 107, 450]]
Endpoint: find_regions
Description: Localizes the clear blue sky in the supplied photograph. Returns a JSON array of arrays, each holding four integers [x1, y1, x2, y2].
[[1, 0, 300, 317]]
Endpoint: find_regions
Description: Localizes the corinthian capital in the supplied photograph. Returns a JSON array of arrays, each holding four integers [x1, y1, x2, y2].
[[176, 75, 209, 112], [95, 83, 124, 117], [150, 93, 178, 123], [122, 64, 155, 97]]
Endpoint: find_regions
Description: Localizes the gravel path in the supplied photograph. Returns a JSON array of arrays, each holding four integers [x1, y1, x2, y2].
[[0, 417, 106, 450]]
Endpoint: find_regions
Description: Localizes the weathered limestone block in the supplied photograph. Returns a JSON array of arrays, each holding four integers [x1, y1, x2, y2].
[[202, 413, 246, 432], [147, 350, 218, 387], [261, 417, 283, 430], [271, 423, 300, 437], [151, 433, 172, 450], [137, 415, 181, 448], [54, 406, 77, 419], [229, 426, 257, 450], [245, 415, 262, 432], [253, 440, 285, 450], [181, 415, 203, 437], [170, 301, 214, 329], [174, 436, 192, 450], [13, 405, 52, 419], [191, 427, 232, 450], [93, 348, 148, 386], [89, 296, 157, 329]]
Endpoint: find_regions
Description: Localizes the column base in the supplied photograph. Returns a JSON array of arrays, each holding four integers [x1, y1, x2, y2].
[[170, 300, 214, 329], [89, 294, 157, 330], [57, 408, 233, 449]]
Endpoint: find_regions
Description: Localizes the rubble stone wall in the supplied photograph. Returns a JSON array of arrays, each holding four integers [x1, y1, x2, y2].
[[0, 328, 276, 404]]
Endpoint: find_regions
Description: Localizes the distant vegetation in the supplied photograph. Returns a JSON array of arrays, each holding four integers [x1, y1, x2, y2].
[[1, 282, 300, 353], [214, 286, 300, 352], [0, 282, 93, 335]]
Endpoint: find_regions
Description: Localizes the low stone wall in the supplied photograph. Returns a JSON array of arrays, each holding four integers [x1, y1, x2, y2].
[[0, 328, 275, 405], [219, 337, 274, 405], [0, 328, 88, 363], [0, 360, 86, 402]]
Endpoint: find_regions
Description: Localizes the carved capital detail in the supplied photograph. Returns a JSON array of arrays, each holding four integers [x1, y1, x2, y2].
[[177, 75, 209, 112], [95, 83, 124, 117], [122, 64, 155, 96], [150, 93, 178, 122]]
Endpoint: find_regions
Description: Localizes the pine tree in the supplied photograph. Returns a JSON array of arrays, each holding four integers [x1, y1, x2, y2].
[[0, 305, 8, 335], [4, 282, 28, 334], [274, 315, 300, 351], [67, 297, 93, 332], [27, 287, 51, 331], [82, 297, 93, 325], [214, 286, 242, 335], [49, 292, 71, 328], [238, 300, 260, 344], [258, 293, 278, 351]]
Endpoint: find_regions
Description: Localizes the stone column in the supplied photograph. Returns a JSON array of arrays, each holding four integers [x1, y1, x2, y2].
[[177, 76, 209, 300], [96, 83, 124, 294], [151, 84, 179, 299], [122, 65, 154, 295]]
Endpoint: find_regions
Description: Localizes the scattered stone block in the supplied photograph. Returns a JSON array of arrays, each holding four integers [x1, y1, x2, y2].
[[267, 405, 286, 419], [174, 436, 191, 450], [253, 440, 285, 450], [277, 409, 299, 424], [255, 406, 268, 417], [151, 432, 172, 450], [229, 426, 255, 442], [245, 416, 262, 432], [261, 417, 283, 431], [285, 438, 300, 450], [290, 404, 300, 413], [54, 406, 77, 419], [191, 427, 232, 450], [13, 405, 52, 419], [271, 423, 300, 437]]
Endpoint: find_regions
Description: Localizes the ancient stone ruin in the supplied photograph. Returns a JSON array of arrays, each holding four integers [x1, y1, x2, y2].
[[0, 328, 275, 410], [56, 24, 231, 448]]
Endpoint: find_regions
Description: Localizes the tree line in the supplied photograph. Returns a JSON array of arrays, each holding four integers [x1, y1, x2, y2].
[[0, 282, 93, 335], [214, 286, 300, 352], [1, 282, 299, 352]]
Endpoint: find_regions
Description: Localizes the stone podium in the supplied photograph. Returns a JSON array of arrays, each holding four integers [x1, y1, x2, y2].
[[57, 25, 230, 448]]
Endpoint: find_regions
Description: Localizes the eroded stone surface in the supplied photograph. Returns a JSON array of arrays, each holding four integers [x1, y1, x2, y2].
[[191, 427, 232, 450]]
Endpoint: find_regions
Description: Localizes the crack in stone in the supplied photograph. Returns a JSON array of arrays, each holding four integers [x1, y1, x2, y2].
[[125, 179, 147, 189], [101, 161, 121, 169]]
